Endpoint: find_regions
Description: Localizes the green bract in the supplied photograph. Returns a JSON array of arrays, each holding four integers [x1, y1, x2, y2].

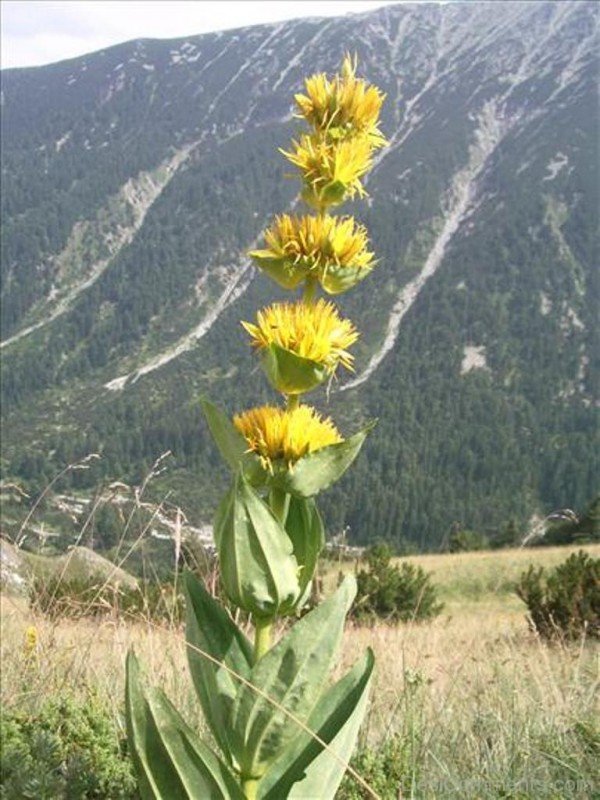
[[260, 342, 328, 395], [285, 495, 325, 604], [269, 422, 376, 497], [320, 262, 373, 295], [301, 179, 347, 209], [200, 399, 264, 485], [249, 251, 307, 290]]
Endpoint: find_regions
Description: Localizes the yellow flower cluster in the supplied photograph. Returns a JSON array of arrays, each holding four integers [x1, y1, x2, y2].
[[242, 299, 358, 373], [280, 54, 386, 210], [294, 54, 387, 149], [281, 134, 373, 208], [23, 625, 38, 660], [233, 405, 342, 471], [237, 56, 385, 471], [250, 213, 375, 292]]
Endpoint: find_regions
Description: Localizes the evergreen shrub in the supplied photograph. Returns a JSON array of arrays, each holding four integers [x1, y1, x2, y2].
[[351, 543, 443, 623], [515, 550, 599, 639], [0, 696, 137, 799]]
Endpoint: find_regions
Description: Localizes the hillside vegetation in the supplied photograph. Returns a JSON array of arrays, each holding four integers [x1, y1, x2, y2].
[[2, 545, 598, 798], [2, 1, 598, 549]]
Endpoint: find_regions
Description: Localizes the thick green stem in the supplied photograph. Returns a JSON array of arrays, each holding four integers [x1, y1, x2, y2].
[[269, 486, 290, 523], [302, 277, 317, 304], [253, 618, 272, 662], [253, 485, 289, 664], [242, 777, 259, 799], [286, 393, 300, 412]]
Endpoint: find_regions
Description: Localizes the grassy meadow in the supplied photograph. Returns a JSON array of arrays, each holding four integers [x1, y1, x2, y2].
[[1, 544, 599, 799]]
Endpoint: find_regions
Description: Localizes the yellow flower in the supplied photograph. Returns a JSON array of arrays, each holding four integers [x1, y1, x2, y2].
[[250, 214, 375, 294], [24, 625, 38, 658], [281, 133, 373, 208], [295, 55, 387, 149], [242, 299, 358, 373], [233, 405, 342, 471]]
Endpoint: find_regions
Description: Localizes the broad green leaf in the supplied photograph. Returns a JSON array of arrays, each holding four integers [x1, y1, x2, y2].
[[285, 496, 325, 601], [201, 399, 247, 470], [184, 572, 252, 764], [271, 422, 376, 497], [200, 400, 264, 486], [230, 576, 356, 780], [145, 687, 246, 799], [259, 650, 375, 800], [215, 472, 301, 618], [125, 652, 244, 799], [261, 343, 328, 395], [126, 651, 182, 800]]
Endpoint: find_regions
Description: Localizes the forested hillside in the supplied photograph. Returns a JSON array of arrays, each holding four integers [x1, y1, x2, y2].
[[1, 1, 598, 549]]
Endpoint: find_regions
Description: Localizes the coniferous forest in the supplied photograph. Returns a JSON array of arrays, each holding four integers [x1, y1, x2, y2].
[[1, 1, 598, 549]]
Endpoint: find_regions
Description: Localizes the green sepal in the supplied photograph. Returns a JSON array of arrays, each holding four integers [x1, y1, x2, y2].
[[230, 575, 356, 780], [249, 251, 307, 290], [270, 421, 376, 497], [215, 471, 301, 619], [261, 342, 328, 395], [184, 571, 253, 765], [285, 496, 325, 603], [259, 649, 375, 799], [125, 651, 245, 800], [320, 263, 374, 295], [201, 398, 247, 470], [301, 181, 347, 210], [326, 125, 347, 141]]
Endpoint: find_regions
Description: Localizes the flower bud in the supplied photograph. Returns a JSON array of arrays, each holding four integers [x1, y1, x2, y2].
[[214, 473, 301, 618]]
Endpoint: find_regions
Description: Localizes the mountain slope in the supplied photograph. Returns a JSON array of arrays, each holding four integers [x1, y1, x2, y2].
[[1, 1, 598, 548]]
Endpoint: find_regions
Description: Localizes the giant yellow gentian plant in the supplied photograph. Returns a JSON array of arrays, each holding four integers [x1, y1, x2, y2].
[[126, 55, 386, 800]]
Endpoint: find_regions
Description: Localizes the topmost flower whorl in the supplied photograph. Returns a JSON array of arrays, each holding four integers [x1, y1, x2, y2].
[[294, 54, 387, 149], [281, 55, 387, 211]]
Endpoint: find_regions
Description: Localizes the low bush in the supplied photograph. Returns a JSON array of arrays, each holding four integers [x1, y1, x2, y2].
[[351, 543, 443, 623], [541, 497, 600, 546], [448, 527, 489, 552], [337, 733, 411, 799], [0, 696, 137, 799], [516, 550, 599, 639]]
